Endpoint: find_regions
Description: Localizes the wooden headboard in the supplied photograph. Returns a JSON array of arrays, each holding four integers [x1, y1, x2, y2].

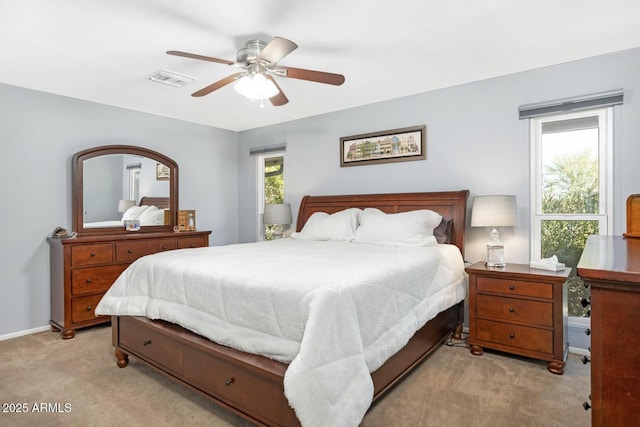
[[296, 190, 469, 252], [139, 197, 170, 209]]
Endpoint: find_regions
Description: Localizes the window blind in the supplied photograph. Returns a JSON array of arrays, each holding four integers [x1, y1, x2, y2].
[[518, 89, 623, 120], [249, 143, 287, 156]]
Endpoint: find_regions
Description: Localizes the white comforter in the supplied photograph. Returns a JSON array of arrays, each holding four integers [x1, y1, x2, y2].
[[96, 239, 466, 427]]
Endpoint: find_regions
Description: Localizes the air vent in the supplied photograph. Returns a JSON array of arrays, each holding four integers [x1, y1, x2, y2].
[[148, 69, 196, 87]]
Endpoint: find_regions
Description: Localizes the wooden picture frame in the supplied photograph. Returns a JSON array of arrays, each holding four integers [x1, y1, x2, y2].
[[156, 163, 170, 180], [340, 125, 426, 167], [177, 210, 196, 232]]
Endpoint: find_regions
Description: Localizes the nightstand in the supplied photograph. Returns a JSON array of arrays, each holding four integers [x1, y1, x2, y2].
[[466, 262, 570, 374]]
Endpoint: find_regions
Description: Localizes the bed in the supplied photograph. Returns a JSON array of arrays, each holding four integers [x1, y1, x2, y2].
[[98, 190, 469, 427], [83, 196, 169, 228]]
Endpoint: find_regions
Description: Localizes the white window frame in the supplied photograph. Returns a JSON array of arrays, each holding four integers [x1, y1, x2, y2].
[[255, 151, 286, 241], [530, 108, 613, 263], [129, 167, 140, 202]]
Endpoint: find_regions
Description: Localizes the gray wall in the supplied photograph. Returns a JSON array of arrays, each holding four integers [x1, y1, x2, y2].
[[237, 48, 640, 267], [0, 85, 238, 337], [1, 47, 638, 338]]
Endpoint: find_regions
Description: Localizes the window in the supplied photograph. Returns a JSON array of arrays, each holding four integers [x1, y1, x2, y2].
[[256, 152, 285, 240], [530, 108, 613, 317], [129, 167, 140, 202]]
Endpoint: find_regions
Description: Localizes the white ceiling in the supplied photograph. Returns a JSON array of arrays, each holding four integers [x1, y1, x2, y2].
[[1, 0, 639, 132]]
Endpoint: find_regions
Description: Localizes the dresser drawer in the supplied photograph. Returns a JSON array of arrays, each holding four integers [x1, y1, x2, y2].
[[71, 294, 106, 323], [177, 236, 207, 249], [477, 277, 553, 299], [71, 244, 113, 267], [71, 264, 128, 296], [119, 316, 184, 374], [476, 319, 553, 354], [184, 346, 291, 425], [116, 238, 177, 262], [476, 294, 553, 326]]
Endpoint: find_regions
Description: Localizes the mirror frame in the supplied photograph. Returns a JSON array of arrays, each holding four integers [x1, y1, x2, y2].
[[72, 145, 178, 235]]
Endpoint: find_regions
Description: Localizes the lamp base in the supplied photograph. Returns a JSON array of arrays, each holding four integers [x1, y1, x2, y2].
[[486, 243, 505, 268]]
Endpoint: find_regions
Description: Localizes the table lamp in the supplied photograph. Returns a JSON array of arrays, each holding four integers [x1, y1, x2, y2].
[[263, 203, 292, 240], [118, 199, 136, 213], [471, 195, 518, 268]]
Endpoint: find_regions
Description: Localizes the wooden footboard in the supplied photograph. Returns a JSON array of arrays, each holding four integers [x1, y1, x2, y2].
[[111, 301, 463, 427]]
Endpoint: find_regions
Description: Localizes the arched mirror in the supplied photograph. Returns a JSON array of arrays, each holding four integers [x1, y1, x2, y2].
[[72, 145, 178, 235]]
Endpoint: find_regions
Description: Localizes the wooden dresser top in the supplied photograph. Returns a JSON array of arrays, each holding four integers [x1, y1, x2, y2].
[[577, 235, 640, 285]]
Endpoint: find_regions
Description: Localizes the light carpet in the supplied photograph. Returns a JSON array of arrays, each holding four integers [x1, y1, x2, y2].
[[0, 325, 590, 426]]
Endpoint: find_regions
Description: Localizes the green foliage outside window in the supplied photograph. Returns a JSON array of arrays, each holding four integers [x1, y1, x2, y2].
[[264, 158, 284, 240], [541, 150, 598, 317]]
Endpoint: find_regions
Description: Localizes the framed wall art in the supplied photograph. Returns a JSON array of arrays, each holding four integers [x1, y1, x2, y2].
[[340, 125, 426, 167], [156, 162, 170, 180]]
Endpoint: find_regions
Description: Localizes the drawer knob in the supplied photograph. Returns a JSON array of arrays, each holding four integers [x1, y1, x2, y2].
[[508, 284, 515, 290], [162, 246, 168, 250], [90, 252, 96, 257], [509, 333, 515, 339], [508, 307, 515, 313], [86, 278, 92, 283], [225, 378, 234, 386], [86, 306, 93, 312], [143, 340, 152, 346], [128, 249, 134, 254]]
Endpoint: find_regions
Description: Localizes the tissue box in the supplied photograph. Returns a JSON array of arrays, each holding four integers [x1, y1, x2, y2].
[[529, 260, 565, 271]]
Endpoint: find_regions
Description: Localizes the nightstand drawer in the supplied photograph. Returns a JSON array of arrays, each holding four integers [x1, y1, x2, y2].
[[477, 277, 552, 299], [476, 319, 553, 354], [476, 294, 553, 326]]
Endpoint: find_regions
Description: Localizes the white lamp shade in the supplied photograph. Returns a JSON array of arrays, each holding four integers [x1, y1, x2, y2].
[[118, 199, 136, 213], [234, 73, 279, 100], [263, 203, 292, 225], [471, 195, 518, 227]]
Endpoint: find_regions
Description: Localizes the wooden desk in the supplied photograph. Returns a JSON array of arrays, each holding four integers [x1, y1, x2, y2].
[[577, 235, 640, 427]]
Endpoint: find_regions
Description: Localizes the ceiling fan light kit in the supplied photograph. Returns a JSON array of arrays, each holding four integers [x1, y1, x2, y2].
[[234, 74, 279, 100], [167, 36, 345, 106], [233, 63, 280, 100]]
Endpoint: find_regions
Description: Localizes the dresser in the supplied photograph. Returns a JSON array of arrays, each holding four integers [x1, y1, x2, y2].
[[466, 262, 570, 374], [577, 235, 640, 426], [49, 230, 211, 339]]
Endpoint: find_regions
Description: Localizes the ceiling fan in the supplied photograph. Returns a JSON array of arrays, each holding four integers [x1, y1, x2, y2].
[[167, 36, 345, 106]]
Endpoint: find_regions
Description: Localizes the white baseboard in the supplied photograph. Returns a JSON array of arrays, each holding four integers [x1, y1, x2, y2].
[[569, 346, 590, 356], [0, 325, 50, 342]]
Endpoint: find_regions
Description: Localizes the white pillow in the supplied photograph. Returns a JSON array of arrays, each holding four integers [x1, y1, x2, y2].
[[138, 206, 165, 225], [291, 208, 362, 241], [121, 205, 150, 221], [353, 208, 442, 246]]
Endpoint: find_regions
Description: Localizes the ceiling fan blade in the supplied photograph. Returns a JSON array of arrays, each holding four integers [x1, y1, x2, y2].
[[266, 76, 289, 106], [167, 50, 234, 66], [191, 72, 244, 97], [281, 66, 345, 86], [259, 37, 298, 65]]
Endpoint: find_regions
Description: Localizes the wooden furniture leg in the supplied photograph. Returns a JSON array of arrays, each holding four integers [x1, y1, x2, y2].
[[115, 348, 129, 368]]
